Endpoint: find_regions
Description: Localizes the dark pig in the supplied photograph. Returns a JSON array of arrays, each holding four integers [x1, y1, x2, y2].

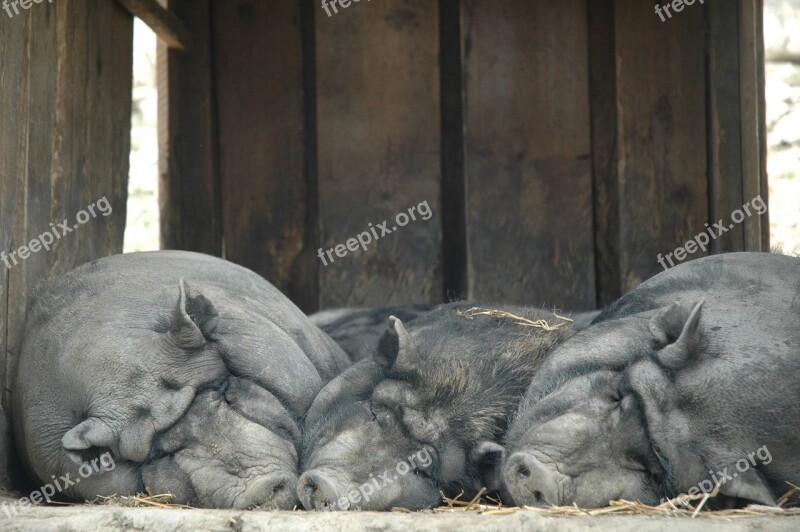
[[298, 303, 575, 510], [503, 252, 800, 508], [310, 304, 435, 362]]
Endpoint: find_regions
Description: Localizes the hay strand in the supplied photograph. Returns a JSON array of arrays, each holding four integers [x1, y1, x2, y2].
[[456, 307, 573, 331]]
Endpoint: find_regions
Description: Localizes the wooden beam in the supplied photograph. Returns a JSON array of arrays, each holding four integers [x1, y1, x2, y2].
[[116, 0, 190, 52], [157, 0, 221, 255]]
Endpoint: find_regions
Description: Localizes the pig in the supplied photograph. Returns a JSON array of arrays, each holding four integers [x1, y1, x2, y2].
[[12, 250, 350, 509], [298, 303, 577, 510], [503, 252, 800, 509], [310, 304, 435, 361]]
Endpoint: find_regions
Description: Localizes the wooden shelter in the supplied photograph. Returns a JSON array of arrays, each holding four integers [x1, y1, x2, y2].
[[0, 0, 768, 445]]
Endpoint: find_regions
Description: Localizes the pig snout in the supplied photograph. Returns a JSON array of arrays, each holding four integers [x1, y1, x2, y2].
[[504, 452, 560, 507], [298, 470, 343, 511], [250, 471, 300, 510]]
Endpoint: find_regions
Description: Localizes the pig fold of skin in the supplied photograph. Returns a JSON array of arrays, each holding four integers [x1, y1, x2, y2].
[[504, 252, 800, 509], [298, 303, 576, 511], [12, 251, 349, 509]]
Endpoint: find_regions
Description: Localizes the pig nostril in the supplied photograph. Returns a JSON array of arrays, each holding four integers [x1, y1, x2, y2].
[[302, 479, 318, 496], [515, 463, 531, 480], [271, 481, 287, 497], [532, 490, 543, 503]]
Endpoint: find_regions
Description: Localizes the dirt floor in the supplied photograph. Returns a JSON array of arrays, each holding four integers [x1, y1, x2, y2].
[[1, 499, 799, 532], [3, 494, 800, 532]]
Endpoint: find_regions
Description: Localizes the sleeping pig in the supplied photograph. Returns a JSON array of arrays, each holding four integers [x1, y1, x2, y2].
[[12, 250, 349, 509], [297, 303, 581, 510]]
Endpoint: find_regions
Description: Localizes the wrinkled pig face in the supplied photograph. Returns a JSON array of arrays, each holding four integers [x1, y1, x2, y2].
[[142, 377, 301, 509], [299, 394, 440, 510], [503, 301, 707, 508], [299, 318, 465, 510], [61, 279, 303, 509]]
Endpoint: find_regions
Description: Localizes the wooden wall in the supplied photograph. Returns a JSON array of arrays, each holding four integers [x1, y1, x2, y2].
[[0, 2, 132, 416], [160, 0, 768, 313]]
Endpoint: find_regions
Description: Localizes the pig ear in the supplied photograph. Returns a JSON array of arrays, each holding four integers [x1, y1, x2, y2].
[[470, 441, 506, 493], [649, 300, 704, 369], [718, 468, 777, 506], [374, 316, 420, 374], [62, 419, 115, 465], [171, 278, 219, 349]]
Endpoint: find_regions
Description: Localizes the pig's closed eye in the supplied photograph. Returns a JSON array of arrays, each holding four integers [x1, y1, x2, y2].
[[369, 400, 397, 426]]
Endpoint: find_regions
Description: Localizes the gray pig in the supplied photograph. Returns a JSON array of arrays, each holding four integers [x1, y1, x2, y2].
[[12, 251, 349, 509], [504, 252, 800, 508], [310, 304, 435, 362], [298, 303, 576, 510]]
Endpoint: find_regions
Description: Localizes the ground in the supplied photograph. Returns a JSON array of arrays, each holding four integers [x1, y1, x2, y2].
[[2, 495, 800, 532]]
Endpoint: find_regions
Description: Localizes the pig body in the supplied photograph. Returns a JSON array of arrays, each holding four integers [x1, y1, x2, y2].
[[310, 304, 435, 362], [298, 303, 575, 510], [504, 252, 800, 508], [12, 250, 349, 509]]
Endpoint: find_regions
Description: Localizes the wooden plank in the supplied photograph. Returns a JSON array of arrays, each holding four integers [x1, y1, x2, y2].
[[461, 0, 595, 310], [707, 0, 745, 253], [2, 0, 132, 405], [740, 0, 769, 250], [440, 0, 468, 302], [158, 0, 221, 256], [0, 0, 32, 419], [615, 0, 708, 289], [588, 0, 621, 308], [212, 0, 315, 309], [116, 0, 190, 52], [316, 0, 442, 308]]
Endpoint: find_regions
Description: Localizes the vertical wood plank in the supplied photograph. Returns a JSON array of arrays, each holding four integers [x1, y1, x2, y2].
[[212, 0, 315, 309], [462, 0, 595, 310], [707, 0, 745, 253], [316, 0, 442, 308], [588, 0, 621, 307], [615, 0, 708, 289], [158, 0, 221, 255], [0, 0, 131, 470], [740, 0, 768, 250], [0, 0, 32, 421], [440, 0, 468, 302]]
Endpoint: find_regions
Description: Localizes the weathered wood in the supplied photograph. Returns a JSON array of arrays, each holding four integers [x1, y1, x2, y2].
[[116, 0, 190, 52], [740, 0, 769, 250], [615, 0, 708, 289], [212, 0, 315, 309], [0, 0, 131, 456], [158, 0, 221, 255], [0, 0, 32, 423], [316, 0, 442, 308], [461, 0, 595, 310], [440, 0, 468, 302], [588, 0, 620, 308], [707, 0, 745, 253]]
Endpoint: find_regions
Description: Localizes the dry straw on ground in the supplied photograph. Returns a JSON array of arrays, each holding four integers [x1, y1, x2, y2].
[[430, 483, 800, 519], [456, 307, 573, 331]]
